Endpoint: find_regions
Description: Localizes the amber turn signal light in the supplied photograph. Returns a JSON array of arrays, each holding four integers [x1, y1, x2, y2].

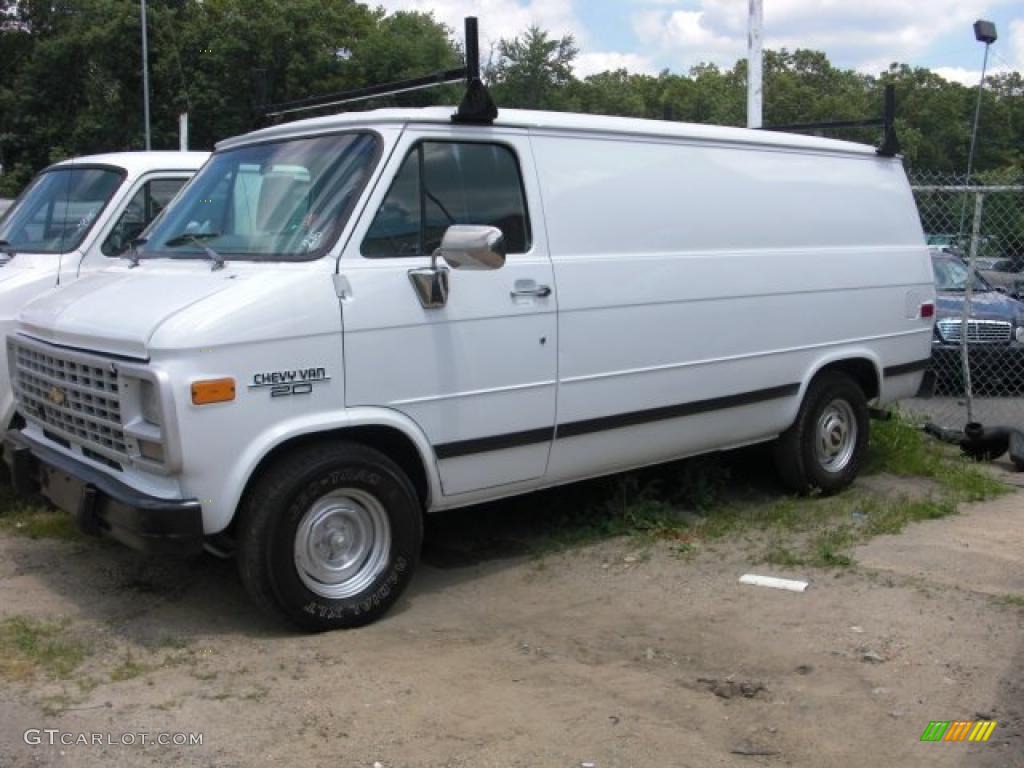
[[191, 378, 236, 405]]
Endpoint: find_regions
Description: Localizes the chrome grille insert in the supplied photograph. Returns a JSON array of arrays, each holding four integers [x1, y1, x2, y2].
[[10, 339, 128, 464], [936, 318, 1012, 344]]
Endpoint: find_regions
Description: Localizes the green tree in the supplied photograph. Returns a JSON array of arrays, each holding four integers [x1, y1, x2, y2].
[[488, 26, 577, 110], [1, 10, 1022, 198]]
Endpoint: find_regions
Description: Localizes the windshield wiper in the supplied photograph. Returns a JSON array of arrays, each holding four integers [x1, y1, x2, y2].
[[163, 231, 226, 271]]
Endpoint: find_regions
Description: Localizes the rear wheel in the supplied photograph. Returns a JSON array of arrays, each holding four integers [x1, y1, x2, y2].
[[237, 442, 422, 631], [773, 371, 868, 494]]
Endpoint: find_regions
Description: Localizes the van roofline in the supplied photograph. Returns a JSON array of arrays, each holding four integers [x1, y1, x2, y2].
[[216, 107, 883, 158], [46, 151, 210, 176]]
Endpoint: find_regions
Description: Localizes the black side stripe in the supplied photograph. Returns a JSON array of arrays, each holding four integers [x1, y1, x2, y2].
[[556, 382, 801, 439], [434, 382, 801, 459], [883, 358, 931, 377], [434, 427, 555, 460]]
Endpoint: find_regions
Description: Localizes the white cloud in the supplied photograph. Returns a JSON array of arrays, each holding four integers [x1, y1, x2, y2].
[[633, 0, 1024, 73], [1008, 18, 1024, 69], [634, 8, 740, 62], [373, 0, 584, 51], [931, 66, 1011, 85], [574, 51, 658, 77]]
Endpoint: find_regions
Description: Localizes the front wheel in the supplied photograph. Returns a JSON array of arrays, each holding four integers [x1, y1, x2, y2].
[[773, 371, 869, 495], [237, 442, 422, 631]]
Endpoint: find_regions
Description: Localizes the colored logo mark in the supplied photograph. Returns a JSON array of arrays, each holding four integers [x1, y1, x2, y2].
[[920, 721, 997, 742]]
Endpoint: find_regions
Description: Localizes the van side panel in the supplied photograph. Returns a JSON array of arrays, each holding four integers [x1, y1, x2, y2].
[[532, 131, 933, 482]]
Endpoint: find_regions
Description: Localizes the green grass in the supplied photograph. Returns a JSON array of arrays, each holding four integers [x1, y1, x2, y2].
[[999, 594, 1024, 607], [865, 415, 1008, 501], [0, 616, 91, 682], [523, 455, 732, 554], [525, 413, 1010, 568], [0, 482, 79, 541], [762, 539, 806, 567], [109, 649, 149, 682]]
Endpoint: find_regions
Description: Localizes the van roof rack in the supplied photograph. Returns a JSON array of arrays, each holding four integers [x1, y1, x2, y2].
[[759, 84, 901, 157], [258, 17, 497, 126]]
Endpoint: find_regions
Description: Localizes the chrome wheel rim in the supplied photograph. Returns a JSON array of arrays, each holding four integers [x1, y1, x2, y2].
[[815, 399, 857, 473], [293, 488, 391, 599]]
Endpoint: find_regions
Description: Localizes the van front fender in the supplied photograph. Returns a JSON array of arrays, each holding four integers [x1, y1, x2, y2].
[[196, 406, 441, 534]]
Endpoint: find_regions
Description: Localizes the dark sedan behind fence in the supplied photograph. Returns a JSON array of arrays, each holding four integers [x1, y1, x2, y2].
[[905, 170, 1024, 431]]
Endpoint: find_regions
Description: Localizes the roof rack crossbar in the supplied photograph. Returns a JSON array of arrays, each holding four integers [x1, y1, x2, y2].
[[759, 84, 901, 157], [761, 117, 884, 132], [262, 67, 467, 119], [257, 17, 498, 126]]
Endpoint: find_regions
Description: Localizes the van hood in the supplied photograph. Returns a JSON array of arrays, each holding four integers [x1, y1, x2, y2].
[[0, 251, 72, 279], [17, 267, 242, 359]]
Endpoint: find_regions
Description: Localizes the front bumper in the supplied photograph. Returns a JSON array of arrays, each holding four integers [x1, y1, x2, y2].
[[3, 430, 204, 556]]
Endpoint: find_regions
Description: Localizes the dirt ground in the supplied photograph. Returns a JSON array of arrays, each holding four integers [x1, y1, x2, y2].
[[1, 463, 1022, 768]]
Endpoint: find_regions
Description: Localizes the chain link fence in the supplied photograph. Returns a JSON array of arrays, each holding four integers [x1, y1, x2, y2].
[[901, 169, 1024, 431]]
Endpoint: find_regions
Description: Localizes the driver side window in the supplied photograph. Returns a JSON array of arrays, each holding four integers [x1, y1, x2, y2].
[[102, 177, 188, 256], [361, 141, 531, 258]]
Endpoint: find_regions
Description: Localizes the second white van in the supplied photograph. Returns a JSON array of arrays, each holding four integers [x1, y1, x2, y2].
[[0, 151, 208, 428]]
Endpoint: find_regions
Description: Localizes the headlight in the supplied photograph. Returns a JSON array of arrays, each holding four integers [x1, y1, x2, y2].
[[139, 379, 162, 426]]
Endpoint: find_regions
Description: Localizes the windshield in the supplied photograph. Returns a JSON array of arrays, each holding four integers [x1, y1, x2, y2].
[[139, 132, 379, 262], [0, 166, 125, 254], [932, 257, 992, 293]]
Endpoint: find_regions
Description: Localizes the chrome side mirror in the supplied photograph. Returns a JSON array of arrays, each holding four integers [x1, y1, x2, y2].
[[437, 225, 506, 271], [408, 225, 505, 309]]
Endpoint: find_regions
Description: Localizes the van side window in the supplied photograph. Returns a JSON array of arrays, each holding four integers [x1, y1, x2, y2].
[[361, 142, 530, 258], [102, 177, 188, 256]]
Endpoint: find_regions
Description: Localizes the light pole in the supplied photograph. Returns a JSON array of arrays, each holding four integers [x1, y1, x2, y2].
[[747, 0, 763, 128], [141, 0, 152, 150], [958, 19, 997, 426]]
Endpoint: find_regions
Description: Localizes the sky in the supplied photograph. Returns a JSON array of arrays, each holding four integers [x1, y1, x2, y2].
[[374, 0, 1024, 84]]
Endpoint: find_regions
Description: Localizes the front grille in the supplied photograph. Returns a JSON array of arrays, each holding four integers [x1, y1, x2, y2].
[[936, 318, 1012, 344], [11, 339, 128, 463]]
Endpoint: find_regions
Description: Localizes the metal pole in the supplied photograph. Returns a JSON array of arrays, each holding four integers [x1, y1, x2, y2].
[[965, 43, 990, 185], [956, 41, 990, 238], [141, 0, 152, 150], [955, 28, 994, 426], [179, 113, 188, 151], [746, 0, 763, 128], [960, 192, 985, 423]]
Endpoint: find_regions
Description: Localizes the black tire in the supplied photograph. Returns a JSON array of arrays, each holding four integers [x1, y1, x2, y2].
[[236, 442, 422, 631], [773, 371, 869, 495]]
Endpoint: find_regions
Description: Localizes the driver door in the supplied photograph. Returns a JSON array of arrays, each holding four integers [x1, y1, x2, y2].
[[339, 127, 557, 498]]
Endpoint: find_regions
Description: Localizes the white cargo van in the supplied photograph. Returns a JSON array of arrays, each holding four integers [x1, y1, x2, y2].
[[0, 152, 208, 428], [3, 107, 934, 630]]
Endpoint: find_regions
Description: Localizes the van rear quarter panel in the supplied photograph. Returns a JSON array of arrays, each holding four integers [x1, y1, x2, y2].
[[531, 131, 933, 481]]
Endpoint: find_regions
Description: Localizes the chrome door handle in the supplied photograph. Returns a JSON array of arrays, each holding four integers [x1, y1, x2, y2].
[[510, 284, 552, 298]]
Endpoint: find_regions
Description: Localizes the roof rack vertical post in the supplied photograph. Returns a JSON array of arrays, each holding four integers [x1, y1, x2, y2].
[[453, 16, 498, 125], [465, 17, 481, 82], [877, 83, 900, 157]]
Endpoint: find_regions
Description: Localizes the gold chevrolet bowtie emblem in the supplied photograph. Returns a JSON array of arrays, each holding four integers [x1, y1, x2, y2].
[[48, 385, 66, 406]]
